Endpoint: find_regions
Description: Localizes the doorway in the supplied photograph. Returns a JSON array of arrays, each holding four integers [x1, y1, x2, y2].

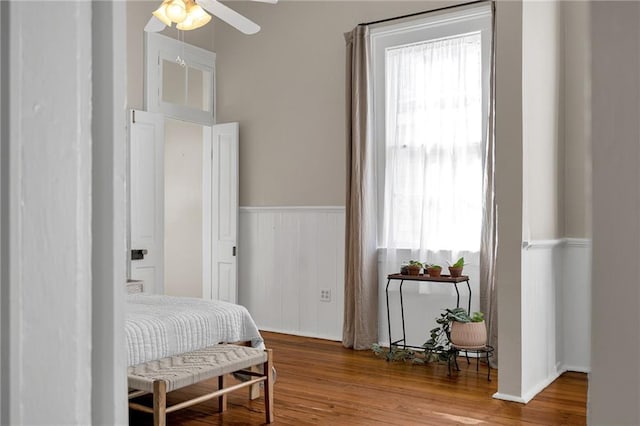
[[164, 118, 206, 298], [128, 114, 239, 301]]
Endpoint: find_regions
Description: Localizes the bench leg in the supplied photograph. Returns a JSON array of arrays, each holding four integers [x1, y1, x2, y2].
[[264, 349, 274, 424], [218, 375, 228, 412], [249, 365, 261, 400], [153, 380, 167, 426]]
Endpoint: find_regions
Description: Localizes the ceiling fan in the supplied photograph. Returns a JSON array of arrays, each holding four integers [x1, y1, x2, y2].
[[145, 0, 277, 35]]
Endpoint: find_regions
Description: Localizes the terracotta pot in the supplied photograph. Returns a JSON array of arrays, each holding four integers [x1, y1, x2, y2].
[[426, 267, 442, 277], [407, 265, 421, 276], [448, 266, 463, 277], [450, 320, 487, 349]]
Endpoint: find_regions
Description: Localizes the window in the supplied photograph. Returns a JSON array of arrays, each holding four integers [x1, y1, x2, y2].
[[371, 5, 491, 252], [146, 33, 216, 126]]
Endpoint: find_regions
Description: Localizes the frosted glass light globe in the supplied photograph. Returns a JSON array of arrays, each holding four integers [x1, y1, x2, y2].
[[166, 0, 187, 23]]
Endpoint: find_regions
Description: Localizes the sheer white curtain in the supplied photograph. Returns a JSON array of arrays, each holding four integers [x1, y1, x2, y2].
[[381, 33, 483, 270]]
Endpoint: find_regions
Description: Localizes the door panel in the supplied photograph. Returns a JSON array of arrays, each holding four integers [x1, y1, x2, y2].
[[128, 110, 164, 294], [203, 122, 238, 302], [218, 263, 233, 302]]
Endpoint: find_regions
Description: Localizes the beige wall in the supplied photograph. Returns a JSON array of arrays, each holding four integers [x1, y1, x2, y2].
[[562, 1, 591, 238], [589, 2, 640, 423], [522, 0, 562, 240], [213, 1, 459, 207], [521, 0, 591, 240], [494, 0, 524, 399], [212, 0, 591, 230]]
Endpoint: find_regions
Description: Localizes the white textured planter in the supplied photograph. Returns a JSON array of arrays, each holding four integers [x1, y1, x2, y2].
[[450, 320, 487, 349]]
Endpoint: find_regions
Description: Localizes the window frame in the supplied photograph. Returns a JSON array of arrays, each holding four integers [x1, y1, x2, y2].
[[370, 4, 492, 247]]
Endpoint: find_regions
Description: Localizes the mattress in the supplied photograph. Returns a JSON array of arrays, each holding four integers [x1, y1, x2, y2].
[[126, 294, 264, 366]]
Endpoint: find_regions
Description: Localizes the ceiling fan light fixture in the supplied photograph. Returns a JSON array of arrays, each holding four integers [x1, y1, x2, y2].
[[152, 1, 173, 26], [165, 0, 188, 23], [146, 0, 276, 34], [177, 2, 211, 31]]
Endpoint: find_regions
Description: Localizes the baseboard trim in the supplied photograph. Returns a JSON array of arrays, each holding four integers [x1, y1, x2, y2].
[[494, 368, 565, 404], [492, 392, 527, 404], [562, 364, 591, 373], [522, 369, 564, 403]]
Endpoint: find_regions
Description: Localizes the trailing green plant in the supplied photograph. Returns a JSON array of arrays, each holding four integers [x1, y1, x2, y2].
[[425, 263, 442, 270], [371, 343, 424, 363], [423, 307, 485, 362], [408, 260, 424, 267]]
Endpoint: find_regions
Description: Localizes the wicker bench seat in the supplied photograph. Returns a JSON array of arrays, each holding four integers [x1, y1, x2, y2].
[[128, 345, 274, 425]]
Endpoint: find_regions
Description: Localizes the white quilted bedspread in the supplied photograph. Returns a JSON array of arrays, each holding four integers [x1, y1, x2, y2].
[[126, 294, 264, 366]]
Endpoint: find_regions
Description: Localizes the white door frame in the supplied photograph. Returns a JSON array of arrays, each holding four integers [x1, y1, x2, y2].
[[0, 1, 8, 421], [91, 1, 128, 424], [0, 1, 127, 424]]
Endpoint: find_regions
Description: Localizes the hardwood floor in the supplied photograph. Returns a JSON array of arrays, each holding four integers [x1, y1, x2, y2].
[[129, 332, 587, 425]]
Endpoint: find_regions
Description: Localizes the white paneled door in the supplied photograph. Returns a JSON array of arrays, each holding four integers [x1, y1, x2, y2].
[[203, 123, 239, 303], [128, 110, 165, 294]]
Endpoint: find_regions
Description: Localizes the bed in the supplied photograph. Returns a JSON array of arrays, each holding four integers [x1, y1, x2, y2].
[[125, 294, 264, 367]]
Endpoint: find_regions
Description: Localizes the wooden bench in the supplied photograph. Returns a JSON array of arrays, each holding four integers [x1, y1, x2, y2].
[[128, 345, 274, 425]]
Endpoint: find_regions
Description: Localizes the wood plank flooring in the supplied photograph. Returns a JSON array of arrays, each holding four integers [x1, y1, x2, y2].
[[129, 331, 587, 425]]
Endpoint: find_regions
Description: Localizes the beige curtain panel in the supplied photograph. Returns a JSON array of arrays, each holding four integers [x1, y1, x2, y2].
[[342, 25, 379, 350], [479, 5, 498, 368]]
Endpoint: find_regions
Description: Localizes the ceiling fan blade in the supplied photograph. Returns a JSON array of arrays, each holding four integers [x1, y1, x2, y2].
[[198, 0, 261, 35], [250, 0, 278, 3], [144, 16, 167, 33]]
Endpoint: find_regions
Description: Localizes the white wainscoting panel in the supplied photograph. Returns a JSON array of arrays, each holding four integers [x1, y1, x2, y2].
[[517, 238, 591, 403], [521, 239, 564, 402], [238, 207, 345, 340], [562, 238, 591, 372]]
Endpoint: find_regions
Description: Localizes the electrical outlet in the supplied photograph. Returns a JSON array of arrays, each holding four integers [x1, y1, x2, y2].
[[320, 288, 331, 302]]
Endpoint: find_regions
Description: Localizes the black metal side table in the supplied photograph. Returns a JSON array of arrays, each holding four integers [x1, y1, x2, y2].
[[385, 273, 472, 351]]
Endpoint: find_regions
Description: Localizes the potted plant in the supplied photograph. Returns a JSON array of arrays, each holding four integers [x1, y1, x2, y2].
[[423, 307, 486, 361], [406, 260, 423, 276], [425, 264, 442, 277], [447, 256, 466, 278], [450, 310, 486, 348]]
